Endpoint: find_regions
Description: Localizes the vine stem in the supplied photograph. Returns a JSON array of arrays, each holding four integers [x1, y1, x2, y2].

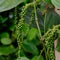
[[41, 41, 48, 60], [33, 1, 49, 60], [39, 48, 44, 56], [44, 12, 47, 34], [44, 47, 48, 60], [33, 0, 42, 37], [17, 34, 21, 59]]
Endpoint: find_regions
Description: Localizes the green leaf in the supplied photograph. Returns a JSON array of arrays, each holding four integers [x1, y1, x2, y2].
[[1, 38, 12, 45], [9, 24, 15, 31], [1, 32, 9, 38], [20, 50, 26, 57], [46, 0, 51, 3], [22, 40, 39, 55], [0, 0, 26, 12], [36, 0, 41, 2], [31, 56, 37, 60], [0, 45, 15, 55], [0, 0, 5, 5], [45, 9, 60, 32], [38, 55, 44, 60], [31, 39, 40, 46], [16, 57, 30, 60], [21, 23, 29, 35], [31, 55, 44, 60], [0, 56, 5, 60], [27, 28, 37, 41], [0, 16, 8, 23], [20, 57, 29, 60], [51, 0, 60, 9]]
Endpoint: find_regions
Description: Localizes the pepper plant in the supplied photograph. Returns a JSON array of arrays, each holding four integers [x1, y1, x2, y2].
[[0, 0, 60, 60]]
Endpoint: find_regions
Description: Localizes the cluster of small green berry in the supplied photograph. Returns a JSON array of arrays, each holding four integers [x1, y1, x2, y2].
[[15, 2, 35, 58], [16, 6, 27, 58], [43, 25, 60, 60]]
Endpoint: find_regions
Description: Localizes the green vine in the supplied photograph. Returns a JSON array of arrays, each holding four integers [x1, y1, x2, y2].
[[34, 0, 42, 37]]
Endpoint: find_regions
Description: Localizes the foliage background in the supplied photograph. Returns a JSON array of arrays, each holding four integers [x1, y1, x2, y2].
[[0, 0, 60, 60]]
